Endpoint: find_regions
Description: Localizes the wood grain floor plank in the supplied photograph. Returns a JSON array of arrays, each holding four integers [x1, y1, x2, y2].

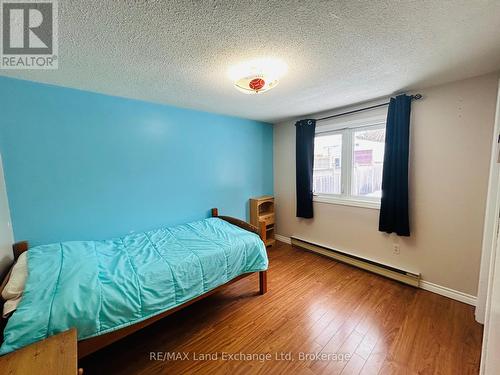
[[341, 353, 367, 375]]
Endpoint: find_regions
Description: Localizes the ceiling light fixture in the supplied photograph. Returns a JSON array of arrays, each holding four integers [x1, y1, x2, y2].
[[228, 58, 288, 94]]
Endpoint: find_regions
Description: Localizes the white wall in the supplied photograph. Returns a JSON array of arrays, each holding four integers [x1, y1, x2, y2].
[[274, 72, 499, 297], [0, 154, 14, 276]]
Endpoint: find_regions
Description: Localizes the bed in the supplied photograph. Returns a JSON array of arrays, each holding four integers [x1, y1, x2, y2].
[[0, 208, 268, 358]]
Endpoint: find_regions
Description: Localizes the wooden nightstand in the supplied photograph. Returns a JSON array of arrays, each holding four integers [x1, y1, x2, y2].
[[250, 196, 275, 247], [0, 328, 79, 374]]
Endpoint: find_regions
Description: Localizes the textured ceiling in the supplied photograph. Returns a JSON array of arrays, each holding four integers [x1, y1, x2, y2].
[[2, 1, 500, 122]]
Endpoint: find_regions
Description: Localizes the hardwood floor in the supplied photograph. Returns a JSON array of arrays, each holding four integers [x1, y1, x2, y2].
[[80, 241, 483, 375]]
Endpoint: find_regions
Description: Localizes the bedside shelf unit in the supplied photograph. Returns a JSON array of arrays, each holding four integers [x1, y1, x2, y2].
[[250, 196, 275, 247]]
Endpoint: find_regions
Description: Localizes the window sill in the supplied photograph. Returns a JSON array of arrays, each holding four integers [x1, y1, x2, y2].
[[313, 195, 381, 210]]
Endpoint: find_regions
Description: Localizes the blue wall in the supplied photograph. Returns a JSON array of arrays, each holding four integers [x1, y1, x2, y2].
[[0, 77, 273, 245]]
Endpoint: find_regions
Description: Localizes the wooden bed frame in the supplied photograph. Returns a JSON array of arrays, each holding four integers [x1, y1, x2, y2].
[[4, 208, 268, 358]]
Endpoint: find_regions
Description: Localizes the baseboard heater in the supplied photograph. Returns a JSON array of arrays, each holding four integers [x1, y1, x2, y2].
[[290, 237, 421, 287]]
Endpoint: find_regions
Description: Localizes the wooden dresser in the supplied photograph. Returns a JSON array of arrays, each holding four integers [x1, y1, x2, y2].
[[250, 196, 275, 247], [0, 328, 79, 374]]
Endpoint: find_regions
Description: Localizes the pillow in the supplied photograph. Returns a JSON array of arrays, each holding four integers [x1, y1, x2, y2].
[[1, 252, 28, 318]]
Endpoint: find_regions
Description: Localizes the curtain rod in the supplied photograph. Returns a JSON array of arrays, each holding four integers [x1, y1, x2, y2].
[[317, 94, 423, 122]]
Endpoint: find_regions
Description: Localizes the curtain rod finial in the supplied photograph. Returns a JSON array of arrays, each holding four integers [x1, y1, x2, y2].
[[412, 94, 423, 100]]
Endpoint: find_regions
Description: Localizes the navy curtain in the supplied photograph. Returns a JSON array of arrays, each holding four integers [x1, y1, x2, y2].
[[379, 94, 412, 236], [296, 119, 316, 218]]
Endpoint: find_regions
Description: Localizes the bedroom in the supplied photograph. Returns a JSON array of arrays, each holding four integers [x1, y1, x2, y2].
[[0, 1, 500, 374]]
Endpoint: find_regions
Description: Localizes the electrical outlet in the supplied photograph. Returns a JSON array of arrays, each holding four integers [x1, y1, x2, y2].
[[393, 244, 400, 255]]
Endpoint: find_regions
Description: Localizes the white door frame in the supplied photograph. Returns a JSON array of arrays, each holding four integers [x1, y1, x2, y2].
[[478, 78, 500, 374], [476, 78, 500, 323], [480, 194, 500, 374]]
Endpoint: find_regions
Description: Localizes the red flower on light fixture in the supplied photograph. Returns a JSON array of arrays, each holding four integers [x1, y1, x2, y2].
[[249, 78, 265, 91]]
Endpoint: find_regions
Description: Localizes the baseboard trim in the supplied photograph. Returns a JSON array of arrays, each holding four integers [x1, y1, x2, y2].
[[275, 234, 477, 306], [274, 234, 291, 244], [419, 280, 476, 306]]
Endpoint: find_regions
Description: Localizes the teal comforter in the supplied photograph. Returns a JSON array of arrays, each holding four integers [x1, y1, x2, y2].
[[0, 218, 268, 354]]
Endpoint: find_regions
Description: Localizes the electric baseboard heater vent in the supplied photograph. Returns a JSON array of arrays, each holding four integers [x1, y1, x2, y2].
[[290, 237, 421, 287]]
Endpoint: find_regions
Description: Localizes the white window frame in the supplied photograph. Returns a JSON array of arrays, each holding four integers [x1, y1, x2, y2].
[[313, 108, 387, 210]]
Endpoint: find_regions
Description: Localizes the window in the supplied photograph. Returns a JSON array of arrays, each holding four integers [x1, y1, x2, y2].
[[313, 133, 342, 195], [312, 109, 387, 209], [351, 127, 385, 199]]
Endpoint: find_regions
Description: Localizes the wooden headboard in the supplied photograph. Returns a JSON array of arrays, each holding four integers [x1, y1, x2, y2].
[[211, 208, 266, 241], [12, 241, 29, 262]]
